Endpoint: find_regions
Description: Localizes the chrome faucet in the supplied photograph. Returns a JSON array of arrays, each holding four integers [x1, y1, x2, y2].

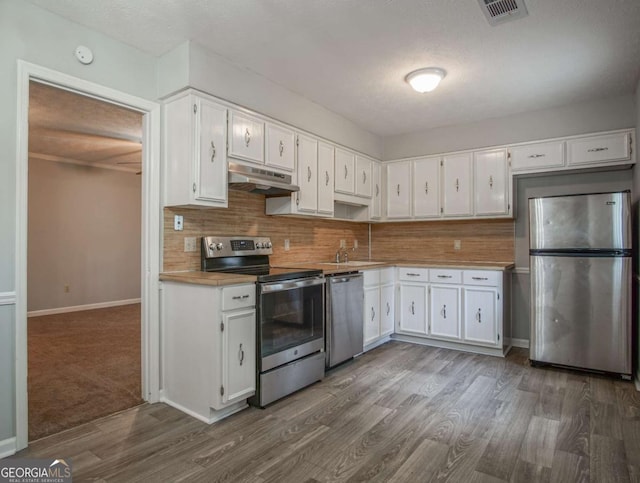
[[335, 247, 349, 263]]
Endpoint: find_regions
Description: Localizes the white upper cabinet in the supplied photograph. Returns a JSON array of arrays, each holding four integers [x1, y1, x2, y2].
[[228, 110, 264, 164], [386, 161, 412, 219], [412, 157, 440, 218], [164, 93, 228, 208], [317, 141, 335, 215], [474, 149, 509, 216], [295, 134, 319, 213], [508, 140, 565, 173], [370, 162, 382, 220], [265, 123, 295, 172], [567, 131, 632, 167], [355, 155, 373, 198], [442, 153, 473, 217], [334, 148, 356, 194]]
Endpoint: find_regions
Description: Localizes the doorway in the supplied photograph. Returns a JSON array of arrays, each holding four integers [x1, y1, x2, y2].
[[27, 81, 144, 440], [15, 62, 161, 451]]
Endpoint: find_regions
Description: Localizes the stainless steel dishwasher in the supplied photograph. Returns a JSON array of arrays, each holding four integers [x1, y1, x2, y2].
[[325, 272, 364, 368]]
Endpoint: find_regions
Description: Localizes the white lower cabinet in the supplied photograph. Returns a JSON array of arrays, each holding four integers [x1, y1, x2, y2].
[[364, 286, 381, 346], [429, 285, 461, 340], [162, 281, 256, 423], [398, 283, 428, 335], [463, 287, 498, 346], [221, 308, 257, 405], [394, 266, 510, 356], [363, 268, 395, 349]]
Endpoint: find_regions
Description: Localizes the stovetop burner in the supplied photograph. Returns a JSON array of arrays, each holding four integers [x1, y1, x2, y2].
[[201, 235, 322, 282]]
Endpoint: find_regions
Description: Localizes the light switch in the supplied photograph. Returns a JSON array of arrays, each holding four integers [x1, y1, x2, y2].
[[454, 240, 461, 250], [284, 239, 290, 251]]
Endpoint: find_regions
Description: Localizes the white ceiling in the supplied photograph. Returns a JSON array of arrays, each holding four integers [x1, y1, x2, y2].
[[29, 82, 143, 173], [27, 0, 640, 137]]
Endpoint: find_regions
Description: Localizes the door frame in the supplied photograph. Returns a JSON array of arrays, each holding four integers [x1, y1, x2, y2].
[[15, 61, 161, 450]]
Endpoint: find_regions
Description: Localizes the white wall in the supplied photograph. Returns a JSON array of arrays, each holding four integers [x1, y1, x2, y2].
[[383, 94, 636, 160], [0, 0, 157, 444], [27, 160, 141, 312], [158, 41, 384, 159]]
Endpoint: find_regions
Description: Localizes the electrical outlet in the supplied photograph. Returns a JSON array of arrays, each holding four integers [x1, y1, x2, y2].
[[284, 239, 290, 251], [454, 240, 461, 250], [174, 215, 184, 231], [64, 284, 70, 293], [184, 237, 197, 252], [340, 239, 346, 248], [353, 239, 358, 249]]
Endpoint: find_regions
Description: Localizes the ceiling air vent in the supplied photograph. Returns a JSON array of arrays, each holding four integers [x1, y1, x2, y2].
[[478, 0, 528, 26]]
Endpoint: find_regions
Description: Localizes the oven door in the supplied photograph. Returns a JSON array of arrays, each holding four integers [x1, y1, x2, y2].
[[258, 276, 325, 371]]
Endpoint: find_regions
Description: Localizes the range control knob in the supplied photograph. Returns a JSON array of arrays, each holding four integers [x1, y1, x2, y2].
[[216, 243, 224, 251], [209, 243, 215, 251], [255, 242, 263, 249], [265, 241, 273, 249]]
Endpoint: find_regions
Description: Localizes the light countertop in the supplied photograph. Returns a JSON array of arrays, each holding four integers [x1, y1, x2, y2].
[[159, 271, 257, 287], [160, 260, 514, 286]]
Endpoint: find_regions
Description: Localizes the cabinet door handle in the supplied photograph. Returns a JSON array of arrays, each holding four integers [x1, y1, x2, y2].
[[210, 141, 216, 162], [425, 181, 428, 195], [489, 176, 493, 189], [476, 309, 482, 323], [386, 302, 390, 316], [325, 171, 330, 186], [192, 182, 197, 193], [307, 166, 312, 182], [437, 275, 452, 279], [397, 184, 400, 196], [362, 170, 367, 184], [279, 140, 284, 157], [455, 178, 460, 192], [371, 306, 375, 321], [587, 147, 608, 153], [411, 301, 415, 315], [375, 184, 379, 196], [527, 153, 546, 158], [344, 165, 348, 179], [239, 343, 244, 366], [442, 304, 447, 319], [472, 276, 489, 281], [244, 128, 251, 147]]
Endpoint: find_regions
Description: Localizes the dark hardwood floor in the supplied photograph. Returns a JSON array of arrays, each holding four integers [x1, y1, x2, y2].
[[17, 342, 640, 482]]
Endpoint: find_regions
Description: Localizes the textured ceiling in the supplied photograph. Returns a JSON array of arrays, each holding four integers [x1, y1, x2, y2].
[[27, 0, 640, 137], [29, 82, 143, 173]]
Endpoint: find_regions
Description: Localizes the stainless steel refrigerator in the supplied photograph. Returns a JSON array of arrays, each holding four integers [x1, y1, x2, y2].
[[529, 191, 632, 378]]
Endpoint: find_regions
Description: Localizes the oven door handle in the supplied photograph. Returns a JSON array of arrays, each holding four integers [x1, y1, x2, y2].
[[260, 277, 325, 293]]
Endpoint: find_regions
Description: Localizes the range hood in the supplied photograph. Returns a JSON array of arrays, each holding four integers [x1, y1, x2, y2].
[[228, 162, 300, 196]]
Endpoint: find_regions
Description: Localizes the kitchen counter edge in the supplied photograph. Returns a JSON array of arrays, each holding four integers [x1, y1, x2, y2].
[[273, 261, 515, 274], [159, 271, 257, 287]]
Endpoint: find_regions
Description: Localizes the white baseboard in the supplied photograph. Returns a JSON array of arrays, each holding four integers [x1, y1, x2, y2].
[[160, 397, 248, 424], [509, 338, 530, 349], [363, 335, 391, 353], [28, 298, 141, 317], [0, 292, 16, 306], [0, 437, 17, 459]]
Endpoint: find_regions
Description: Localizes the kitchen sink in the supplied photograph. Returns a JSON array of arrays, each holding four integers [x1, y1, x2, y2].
[[319, 261, 386, 267]]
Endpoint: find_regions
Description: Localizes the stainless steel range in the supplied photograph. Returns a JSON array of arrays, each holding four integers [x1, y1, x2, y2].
[[201, 236, 326, 407]]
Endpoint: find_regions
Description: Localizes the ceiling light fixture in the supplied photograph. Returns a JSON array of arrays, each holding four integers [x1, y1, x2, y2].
[[405, 67, 447, 93]]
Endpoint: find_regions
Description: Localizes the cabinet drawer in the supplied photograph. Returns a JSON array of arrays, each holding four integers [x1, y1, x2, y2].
[[508, 141, 565, 172], [380, 267, 395, 285], [398, 267, 428, 282], [363, 269, 380, 287], [430, 269, 462, 284], [567, 132, 631, 166], [463, 270, 499, 287], [222, 284, 256, 310]]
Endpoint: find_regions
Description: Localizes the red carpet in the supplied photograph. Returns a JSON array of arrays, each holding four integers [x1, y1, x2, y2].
[[28, 303, 143, 441]]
